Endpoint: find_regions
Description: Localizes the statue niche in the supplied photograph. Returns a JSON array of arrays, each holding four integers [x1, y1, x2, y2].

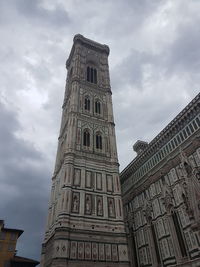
[[72, 193, 79, 213], [161, 179, 174, 214], [85, 194, 92, 215], [180, 148, 200, 227], [97, 197, 103, 216], [143, 198, 153, 224]]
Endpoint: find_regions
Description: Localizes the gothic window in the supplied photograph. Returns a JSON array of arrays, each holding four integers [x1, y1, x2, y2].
[[172, 211, 187, 257], [87, 66, 97, 84], [83, 129, 90, 147], [151, 222, 161, 264], [95, 100, 101, 114], [96, 133, 102, 149], [84, 97, 90, 111]]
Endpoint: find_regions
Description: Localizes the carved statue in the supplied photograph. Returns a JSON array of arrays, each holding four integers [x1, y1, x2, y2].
[[97, 199, 102, 215], [72, 195, 79, 212], [108, 199, 114, 216], [143, 198, 153, 223], [86, 196, 91, 213], [161, 180, 174, 214]]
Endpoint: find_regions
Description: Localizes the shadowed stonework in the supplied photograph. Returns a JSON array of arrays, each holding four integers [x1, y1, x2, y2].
[[121, 93, 200, 267]]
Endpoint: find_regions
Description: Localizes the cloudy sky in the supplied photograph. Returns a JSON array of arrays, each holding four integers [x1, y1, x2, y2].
[[0, 0, 200, 262]]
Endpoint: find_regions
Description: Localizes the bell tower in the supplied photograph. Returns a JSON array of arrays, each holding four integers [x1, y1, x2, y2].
[[41, 34, 130, 267]]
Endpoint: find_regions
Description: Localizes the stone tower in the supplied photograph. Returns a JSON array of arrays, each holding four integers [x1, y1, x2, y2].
[[41, 35, 129, 267]]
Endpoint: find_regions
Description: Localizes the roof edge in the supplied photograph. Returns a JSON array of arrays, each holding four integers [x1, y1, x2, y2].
[[66, 34, 110, 69], [120, 92, 200, 179]]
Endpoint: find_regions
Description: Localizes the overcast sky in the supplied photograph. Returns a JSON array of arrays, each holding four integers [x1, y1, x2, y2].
[[0, 0, 200, 262]]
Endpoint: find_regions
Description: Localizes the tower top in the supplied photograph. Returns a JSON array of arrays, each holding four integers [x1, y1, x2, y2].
[[66, 34, 110, 69]]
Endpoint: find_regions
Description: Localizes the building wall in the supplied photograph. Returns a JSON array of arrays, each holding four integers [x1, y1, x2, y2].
[[121, 94, 200, 267], [0, 230, 18, 267]]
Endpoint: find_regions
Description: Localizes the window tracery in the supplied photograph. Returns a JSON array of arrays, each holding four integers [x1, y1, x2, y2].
[[84, 97, 90, 111], [83, 129, 90, 147], [95, 100, 101, 114], [87, 66, 97, 84], [96, 133, 102, 149]]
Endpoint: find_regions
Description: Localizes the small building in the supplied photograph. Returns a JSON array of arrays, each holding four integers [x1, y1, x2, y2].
[[0, 220, 39, 267], [120, 93, 200, 267]]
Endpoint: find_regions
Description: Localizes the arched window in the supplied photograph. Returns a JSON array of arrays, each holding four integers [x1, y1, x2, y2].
[[96, 133, 102, 149], [95, 100, 101, 114], [84, 97, 90, 111], [87, 66, 97, 84], [83, 130, 90, 147]]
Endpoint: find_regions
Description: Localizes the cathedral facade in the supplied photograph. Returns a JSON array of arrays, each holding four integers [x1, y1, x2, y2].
[[41, 35, 129, 267], [120, 93, 200, 267]]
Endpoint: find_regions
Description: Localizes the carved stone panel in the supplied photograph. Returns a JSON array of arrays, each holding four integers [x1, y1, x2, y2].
[[92, 243, 98, 260], [74, 168, 81, 186], [85, 170, 92, 188], [85, 194, 92, 215], [70, 241, 77, 259], [106, 174, 113, 192], [105, 244, 111, 261], [118, 244, 129, 261], [71, 192, 80, 213], [96, 172, 102, 190], [112, 244, 118, 261], [78, 242, 84, 259], [99, 243, 105, 261], [108, 197, 115, 218], [97, 195, 103, 216], [85, 242, 91, 260]]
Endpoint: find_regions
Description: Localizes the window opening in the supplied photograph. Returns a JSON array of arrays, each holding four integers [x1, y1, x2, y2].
[[151, 223, 161, 264], [172, 211, 187, 257], [96, 133, 102, 149], [83, 130, 90, 147], [87, 66, 97, 84], [95, 101, 101, 114], [87, 66, 90, 82], [94, 69, 97, 84], [84, 97, 90, 111]]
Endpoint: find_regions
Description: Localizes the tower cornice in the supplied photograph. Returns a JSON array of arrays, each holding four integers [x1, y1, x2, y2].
[[66, 34, 110, 69]]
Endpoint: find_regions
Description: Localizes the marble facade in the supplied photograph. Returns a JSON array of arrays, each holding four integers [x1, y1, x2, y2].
[[41, 35, 130, 267], [121, 93, 200, 267]]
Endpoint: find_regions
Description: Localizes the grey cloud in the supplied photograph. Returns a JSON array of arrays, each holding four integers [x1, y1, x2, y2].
[[0, 102, 50, 261], [16, 0, 70, 27], [111, 50, 156, 90], [0, 0, 70, 27], [166, 21, 200, 74]]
